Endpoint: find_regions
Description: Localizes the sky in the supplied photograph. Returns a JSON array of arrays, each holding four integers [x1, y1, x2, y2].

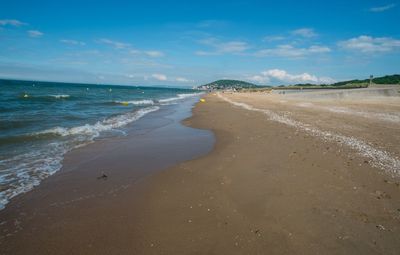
[[0, 0, 399, 87]]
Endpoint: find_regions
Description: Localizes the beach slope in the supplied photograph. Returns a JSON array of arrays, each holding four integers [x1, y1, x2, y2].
[[136, 91, 400, 254], [1, 90, 400, 254]]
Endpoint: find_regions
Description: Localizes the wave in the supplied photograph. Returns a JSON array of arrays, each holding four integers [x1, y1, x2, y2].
[[158, 92, 203, 103], [0, 147, 64, 209], [112, 93, 202, 106], [49, 94, 70, 99], [0, 106, 160, 209], [18, 94, 72, 101], [35, 106, 159, 137], [114, 99, 154, 105]]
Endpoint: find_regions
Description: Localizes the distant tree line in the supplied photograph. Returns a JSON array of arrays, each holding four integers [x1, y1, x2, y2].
[[198, 74, 400, 90]]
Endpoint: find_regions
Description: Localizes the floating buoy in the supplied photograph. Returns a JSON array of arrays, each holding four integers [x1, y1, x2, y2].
[[200, 98, 206, 103], [121, 101, 129, 106]]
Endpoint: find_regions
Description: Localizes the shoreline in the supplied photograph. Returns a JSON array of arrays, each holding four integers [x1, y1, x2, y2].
[[0, 96, 214, 254], [1, 89, 400, 254], [0, 82, 203, 210]]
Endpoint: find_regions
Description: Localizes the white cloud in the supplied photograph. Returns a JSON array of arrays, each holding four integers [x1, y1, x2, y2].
[[98, 39, 164, 58], [129, 49, 165, 58], [60, 39, 86, 46], [129, 49, 141, 55], [216, 41, 249, 53], [176, 77, 193, 82], [195, 50, 218, 56], [307, 45, 331, 53], [263, 69, 320, 83], [369, 3, 396, 12], [196, 38, 250, 55], [338, 35, 400, 53], [318, 77, 337, 84], [255, 44, 331, 58], [98, 39, 164, 62], [291, 28, 317, 38], [144, 51, 164, 57], [99, 38, 130, 49], [0, 19, 27, 26], [247, 75, 270, 83], [28, 30, 43, 38], [152, 73, 167, 81], [263, 35, 286, 42], [248, 69, 335, 84]]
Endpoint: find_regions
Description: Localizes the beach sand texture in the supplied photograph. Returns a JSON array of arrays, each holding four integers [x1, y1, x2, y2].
[[1, 88, 400, 254], [134, 90, 400, 254]]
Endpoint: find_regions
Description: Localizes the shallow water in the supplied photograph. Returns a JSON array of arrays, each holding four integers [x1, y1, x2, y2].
[[0, 79, 202, 209]]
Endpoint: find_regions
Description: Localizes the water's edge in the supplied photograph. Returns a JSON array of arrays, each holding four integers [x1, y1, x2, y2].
[[0, 95, 214, 211]]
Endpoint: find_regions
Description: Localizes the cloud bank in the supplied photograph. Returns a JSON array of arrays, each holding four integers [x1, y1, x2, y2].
[[369, 3, 396, 12], [0, 19, 27, 26], [196, 38, 249, 55], [248, 69, 335, 84], [338, 35, 400, 53], [28, 30, 43, 38], [255, 45, 331, 58], [60, 39, 86, 46], [152, 73, 167, 81], [291, 28, 317, 38]]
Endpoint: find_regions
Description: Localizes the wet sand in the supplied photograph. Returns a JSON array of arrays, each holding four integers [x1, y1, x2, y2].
[[0, 98, 214, 254], [1, 88, 400, 254]]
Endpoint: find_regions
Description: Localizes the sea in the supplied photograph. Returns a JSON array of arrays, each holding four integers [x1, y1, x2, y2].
[[0, 79, 202, 209]]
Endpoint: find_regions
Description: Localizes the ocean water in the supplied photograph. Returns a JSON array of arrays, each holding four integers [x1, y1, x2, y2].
[[0, 79, 202, 209]]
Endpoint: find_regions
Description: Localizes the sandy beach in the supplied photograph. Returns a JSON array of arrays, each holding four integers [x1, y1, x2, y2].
[[1, 88, 400, 254], [1, 1, 399, 254], [134, 88, 400, 254]]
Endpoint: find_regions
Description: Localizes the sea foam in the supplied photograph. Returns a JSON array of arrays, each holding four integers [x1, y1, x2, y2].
[[0, 106, 160, 209], [49, 94, 70, 99], [159, 93, 203, 103], [114, 99, 155, 105]]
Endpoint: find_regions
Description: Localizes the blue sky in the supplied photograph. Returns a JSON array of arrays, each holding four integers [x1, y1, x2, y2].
[[0, 0, 399, 86]]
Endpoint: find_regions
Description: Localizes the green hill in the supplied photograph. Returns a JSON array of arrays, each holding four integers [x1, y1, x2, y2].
[[371, 74, 400, 84], [198, 75, 400, 91], [289, 74, 400, 88]]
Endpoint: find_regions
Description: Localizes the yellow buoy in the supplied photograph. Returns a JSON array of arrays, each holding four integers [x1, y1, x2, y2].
[[121, 101, 129, 106], [200, 98, 206, 103]]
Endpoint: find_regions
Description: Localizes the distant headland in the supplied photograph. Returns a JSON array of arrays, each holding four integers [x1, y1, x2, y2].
[[197, 74, 400, 90]]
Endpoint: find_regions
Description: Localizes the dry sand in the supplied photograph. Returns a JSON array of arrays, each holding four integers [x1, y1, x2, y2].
[[1, 88, 400, 254], [133, 90, 400, 254]]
